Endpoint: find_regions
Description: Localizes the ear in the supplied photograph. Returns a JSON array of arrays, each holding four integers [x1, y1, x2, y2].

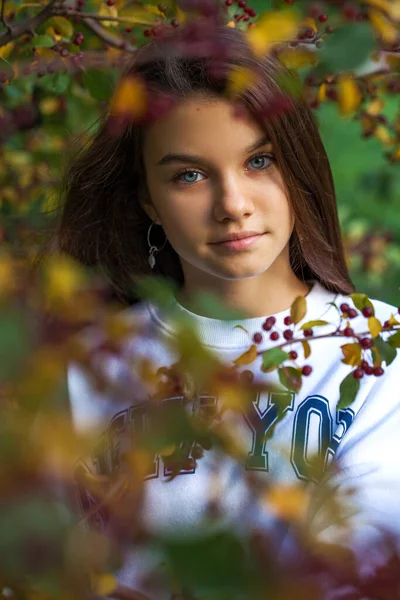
[[139, 185, 162, 225]]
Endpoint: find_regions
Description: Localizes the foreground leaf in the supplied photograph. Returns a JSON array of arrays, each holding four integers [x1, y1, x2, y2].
[[338, 371, 361, 409]]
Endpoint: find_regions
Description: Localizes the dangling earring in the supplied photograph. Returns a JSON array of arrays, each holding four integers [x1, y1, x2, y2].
[[147, 221, 168, 269]]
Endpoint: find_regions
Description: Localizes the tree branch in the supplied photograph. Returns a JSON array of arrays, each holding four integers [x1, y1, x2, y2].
[[0, 0, 64, 47]]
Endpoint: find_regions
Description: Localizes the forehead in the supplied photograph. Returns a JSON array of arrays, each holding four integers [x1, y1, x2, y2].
[[142, 96, 266, 160]]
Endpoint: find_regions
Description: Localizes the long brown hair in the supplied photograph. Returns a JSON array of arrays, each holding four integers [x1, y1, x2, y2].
[[50, 22, 355, 305]]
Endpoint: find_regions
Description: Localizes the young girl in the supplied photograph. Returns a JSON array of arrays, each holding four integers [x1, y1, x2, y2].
[[57, 22, 400, 599]]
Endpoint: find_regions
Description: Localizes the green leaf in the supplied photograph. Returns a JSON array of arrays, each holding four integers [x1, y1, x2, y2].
[[373, 334, 397, 366], [278, 366, 302, 393], [261, 347, 289, 371], [337, 371, 361, 410], [349, 292, 374, 313], [161, 530, 250, 592], [388, 329, 400, 349], [32, 34, 55, 48], [52, 71, 70, 94], [0, 309, 32, 382], [82, 68, 115, 102], [320, 23, 375, 72]]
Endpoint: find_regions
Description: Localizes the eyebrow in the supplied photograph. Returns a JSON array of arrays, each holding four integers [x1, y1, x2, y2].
[[156, 134, 271, 167]]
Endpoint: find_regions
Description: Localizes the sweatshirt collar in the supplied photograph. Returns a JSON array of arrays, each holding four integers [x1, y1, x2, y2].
[[146, 280, 338, 350]]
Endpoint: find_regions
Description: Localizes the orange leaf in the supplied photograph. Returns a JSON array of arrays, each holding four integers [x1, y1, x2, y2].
[[233, 343, 258, 366], [341, 343, 362, 367]]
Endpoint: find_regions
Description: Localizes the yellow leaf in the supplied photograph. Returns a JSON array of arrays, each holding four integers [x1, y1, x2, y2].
[[302, 16, 317, 32], [301, 339, 311, 359], [365, 0, 400, 19], [372, 343, 382, 367], [226, 65, 258, 98], [388, 313, 400, 326], [44, 254, 85, 302], [0, 41, 14, 60], [109, 75, 147, 119], [0, 253, 15, 295], [159, 443, 176, 457], [290, 295, 307, 325], [341, 343, 362, 367], [337, 75, 363, 116], [374, 124, 395, 146], [361, 114, 375, 136], [366, 98, 384, 116], [98, 3, 118, 27], [368, 316, 382, 338], [264, 483, 309, 521], [39, 97, 60, 115], [300, 320, 329, 329], [51, 16, 73, 37], [118, 4, 162, 24], [91, 573, 118, 596], [176, 4, 186, 23], [369, 8, 398, 43], [226, 20, 236, 27], [278, 47, 317, 70], [317, 83, 327, 102], [246, 9, 300, 56], [233, 343, 258, 366], [234, 324, 250, 336]]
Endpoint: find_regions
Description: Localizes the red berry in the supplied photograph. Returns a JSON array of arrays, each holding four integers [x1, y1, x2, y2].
[[240, 369, 254, 383], [398, 307, 400, 314], [383, 320, 390, 328], [253, 332, 263, 344], [289, 350, 298, 360], [246, 7, 256, 16], [373, 366, 384, 377], [365, 366, 374, 375], [340, 303, 350, 313], [143, 28, 152, 36], [225, 0, 233, 4], [347, 308, 358, 319], [106, 0, 115, 5], [125, 27, 132, 33], [238, 0, 246, 7], [361, 360, 369, 370], [304, 329, 313, 338], [353, 368, 364, 380], [318, 13, 328, 22], [362, 306, 373, 318], [344, 327, 354, 337], [305, 28, 315, 38], [284, 316, 292, 326], [284, 0, 294, 4], [360, 337, 373, 349], [325, 24, 334, 33], [302, 365, 312, 376], [170, 18, 179, 27], [343, 3, 358, 19], [270, 331, 279, 341], [283, 329, 293, 341], [60, 49, 69, 57]]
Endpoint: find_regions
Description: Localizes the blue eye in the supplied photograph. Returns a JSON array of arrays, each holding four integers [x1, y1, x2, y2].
[[249, 155, 269, 170], [173, 152, 274, 185]]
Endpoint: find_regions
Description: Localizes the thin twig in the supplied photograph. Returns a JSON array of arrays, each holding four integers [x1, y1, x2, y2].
[[0, 0, 61, 47]]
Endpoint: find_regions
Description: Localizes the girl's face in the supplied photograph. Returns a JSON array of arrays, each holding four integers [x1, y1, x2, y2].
[[142, 95, 295, 290]]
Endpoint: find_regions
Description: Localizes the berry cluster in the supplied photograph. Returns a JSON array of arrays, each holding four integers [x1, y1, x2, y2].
[[225, 0, 257, 23]]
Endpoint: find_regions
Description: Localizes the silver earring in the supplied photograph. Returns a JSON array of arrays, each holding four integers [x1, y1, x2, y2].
[[147, 221, 168, 269]]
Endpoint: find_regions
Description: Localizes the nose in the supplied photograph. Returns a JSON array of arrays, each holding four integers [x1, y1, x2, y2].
[[212, 172, 255, 222]]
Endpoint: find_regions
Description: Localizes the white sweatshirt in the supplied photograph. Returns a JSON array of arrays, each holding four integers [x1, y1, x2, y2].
[[67, 279, 400, 598]]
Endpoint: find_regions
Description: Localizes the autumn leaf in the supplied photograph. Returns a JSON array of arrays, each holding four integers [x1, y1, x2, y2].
[[368, 316, 382, 338], [98, 2, 119, 27], [301, 340, 311, 359], [290, 295, 307, 324], [233, 343, 258, 366], [246, 9, 300, 57], [264, 483, 309, 521], [300, 320, 329, 329], [278, 47, 317, 70], [226, 66, 258, 98], [109, 75, 147, 120], [366, 98, 384, 116], [369, 8, 398, 44], [318, 83, 327, 102], [91, 573, 118, 596], [337, 75, 363, 116], [50, 16, 74, 37], [0, 41, 14, 60], [341, 343, 362, 366], [388, 314, 400, 327]]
